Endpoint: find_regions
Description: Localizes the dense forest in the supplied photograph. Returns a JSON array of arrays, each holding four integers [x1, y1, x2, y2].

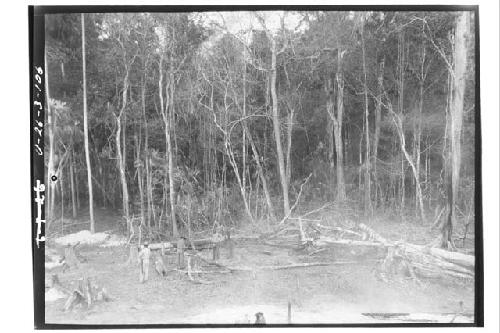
[[44, 11, 475, 250]]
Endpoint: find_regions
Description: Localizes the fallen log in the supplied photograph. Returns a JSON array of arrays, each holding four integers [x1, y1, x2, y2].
[[314, 237, 385, 249], [400, 245, 474, 275], [261, 261, 361, 270], [148, 238, 217, 251], [315, 224, 363, 238], [262, 240, 300, 249], [411, 262, 473, 280], [355, 223, 474, 270], [148, 234, 258, 251], [418, 245, 474, 269], [358, 223, 389, 244], [174, 268, 231, 274], [313, 235, 474, 281], [192, 259, 368, 273]]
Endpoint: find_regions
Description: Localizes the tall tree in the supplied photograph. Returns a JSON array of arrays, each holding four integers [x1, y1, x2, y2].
[[360, 16, 372, 215], [332, 46, 346, 201], [256, 13, 291, 217], [81, 13, 95, 233], [44, 49, 56, 223], [440, 12, 470, 248]]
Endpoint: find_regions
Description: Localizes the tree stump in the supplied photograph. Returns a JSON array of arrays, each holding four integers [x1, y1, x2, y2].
[[47, 274, 61, 289], [64, 243, 81, 269], [212, 244, 220, 261], [63, 277, 110, 312], [227, 239, 234, 259], [211, 232, 223, 261], [154, 254, 167, 277], [125, 245, 139, 265]]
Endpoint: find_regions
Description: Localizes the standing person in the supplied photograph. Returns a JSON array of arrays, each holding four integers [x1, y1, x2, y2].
[[138, 241, 151, 283]]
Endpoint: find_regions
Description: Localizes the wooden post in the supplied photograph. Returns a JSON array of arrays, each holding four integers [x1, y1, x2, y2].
[[212, 243, 220, 261], [287, 301, 292, 324], [212, 232, 222, 261], [177, 237, 185, 269], [226, 231, 234, 259]]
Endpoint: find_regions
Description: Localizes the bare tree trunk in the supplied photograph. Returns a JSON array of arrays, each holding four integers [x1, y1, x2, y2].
[[81, 13, 95, 233], [425, 136, 431, 208], [372, 58, 385, 206], [358, 123, 363, 193], [413, 21, 427, 220], [116, 116, 130, 230], [389, 112, 426, 222], [115, 60, 131, 232], [326, 91, 335, 197], [94, 145, 106, 209], [441, 12, 469, 248], [334, 49, 346, 201], [69, 150, 77, 219], [158, 54, 178, 238], [122, 112, 127, 181], [140, 76, 153, 230], [361, 20, 372, 215], [285, 107, 294, 192], [270, 37, 290, 216], [168, 75, 178, 238], [397, 32, 406, 214], [245, 124, 276, 221], [380, 60, 426, 222], [218, 85, 253, 221], [135, 134, 146, 233], [45, 51, 56, 223], [60, 164, 64, 223], [242, 55, 247, 203], [75, 164, 80, 210]]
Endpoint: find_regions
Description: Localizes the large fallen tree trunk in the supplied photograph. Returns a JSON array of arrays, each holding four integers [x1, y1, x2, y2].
[[311, 223, 474, 282], [409, 244, 474, 269]]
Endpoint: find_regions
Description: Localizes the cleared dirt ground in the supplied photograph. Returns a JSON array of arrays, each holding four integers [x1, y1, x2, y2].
[[45, 208, 474, 325]]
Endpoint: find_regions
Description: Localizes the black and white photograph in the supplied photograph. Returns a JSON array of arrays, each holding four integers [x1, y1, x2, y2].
[[29, 5, 485, 327]]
